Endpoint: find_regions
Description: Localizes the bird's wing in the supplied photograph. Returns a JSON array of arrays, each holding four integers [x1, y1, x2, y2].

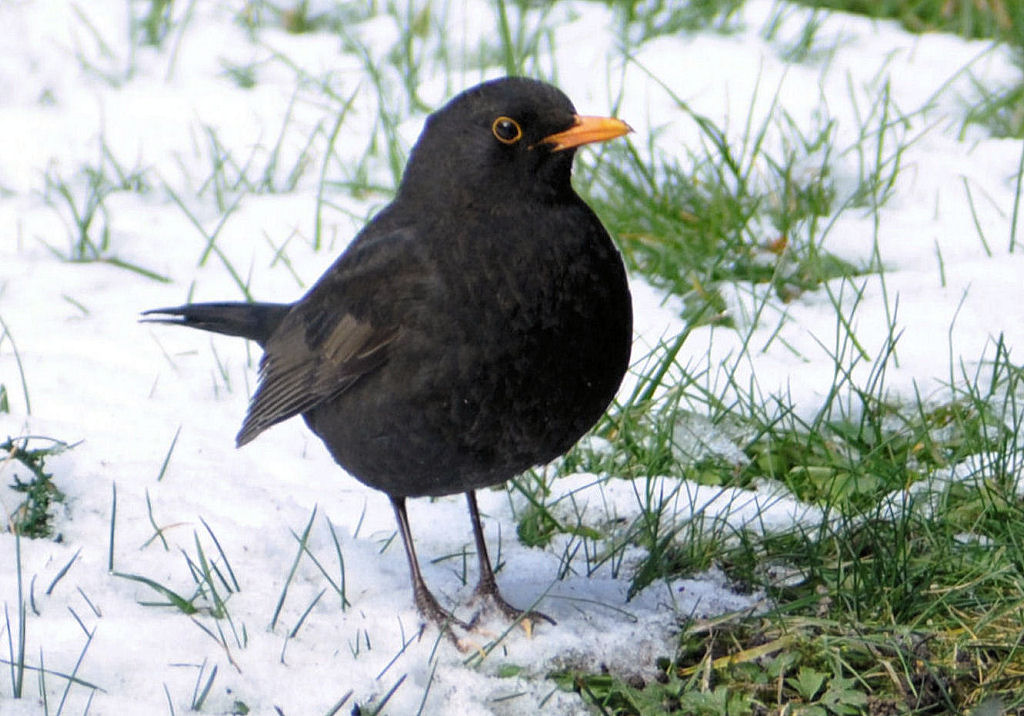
[[234, 226, 421, 447], [235, 311, 398, 446]]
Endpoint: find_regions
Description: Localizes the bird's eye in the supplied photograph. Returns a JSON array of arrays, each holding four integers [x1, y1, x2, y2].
[[491, 116, 522, 144]]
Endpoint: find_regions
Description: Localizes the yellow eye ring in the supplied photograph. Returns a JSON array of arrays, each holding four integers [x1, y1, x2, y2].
[[491, 116, 522, 144]]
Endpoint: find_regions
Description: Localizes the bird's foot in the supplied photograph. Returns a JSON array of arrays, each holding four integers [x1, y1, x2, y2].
[[468, 582, 556, 635], [413, 585, 473, 643]]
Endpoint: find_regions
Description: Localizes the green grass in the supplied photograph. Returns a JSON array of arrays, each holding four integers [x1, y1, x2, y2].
[[506, 2, 1024, 708], [792, 0, 1024, 139], [3, 437, 74, 540], [792, 0, 1023, 45], [515, 268, 1024, 713], [2, 532, 102, 707], [0, 316, 31, 416], [39, 147, 170, 282], [529, 328, 1024, 712], [581, 86, 864, 329], [601, 0, 746, 38]]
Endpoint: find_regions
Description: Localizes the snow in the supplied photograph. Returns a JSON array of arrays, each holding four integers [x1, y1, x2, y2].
[[1, 0, 1021, 713]]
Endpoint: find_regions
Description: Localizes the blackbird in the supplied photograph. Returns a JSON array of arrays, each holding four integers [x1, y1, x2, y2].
[[144, 76, 633, 634]]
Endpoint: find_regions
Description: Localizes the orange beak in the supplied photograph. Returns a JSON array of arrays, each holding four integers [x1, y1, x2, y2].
[[541, 115, 632, 152]]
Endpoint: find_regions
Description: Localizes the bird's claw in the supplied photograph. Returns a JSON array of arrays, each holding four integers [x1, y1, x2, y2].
[[414, 587, 472, 639], [469, 585, 556, 632]]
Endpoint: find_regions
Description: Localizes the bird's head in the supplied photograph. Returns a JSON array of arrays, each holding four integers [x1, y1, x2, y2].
[[400, 77, 631, 204]]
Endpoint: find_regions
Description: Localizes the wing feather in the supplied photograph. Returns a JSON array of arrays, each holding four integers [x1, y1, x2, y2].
[[233, 225, 424, 446], [235, 311, 399, 442], [236, 312, 399, 446]]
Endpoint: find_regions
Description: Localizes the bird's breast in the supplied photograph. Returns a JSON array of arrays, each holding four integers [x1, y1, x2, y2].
[[308, 200, 631, 497]]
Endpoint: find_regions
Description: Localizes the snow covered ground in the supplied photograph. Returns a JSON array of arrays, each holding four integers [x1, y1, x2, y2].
[[1, 0, 1022, 713]]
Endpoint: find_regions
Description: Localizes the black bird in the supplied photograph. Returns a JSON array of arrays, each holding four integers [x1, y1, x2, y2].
[[144, 77, 632, 633]]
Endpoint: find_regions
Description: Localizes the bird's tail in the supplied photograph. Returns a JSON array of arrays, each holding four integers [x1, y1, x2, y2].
[[141, 302, 291, 347]]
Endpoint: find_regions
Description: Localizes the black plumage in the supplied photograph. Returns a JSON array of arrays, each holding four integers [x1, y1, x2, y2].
[[144, 77, 632, 633]]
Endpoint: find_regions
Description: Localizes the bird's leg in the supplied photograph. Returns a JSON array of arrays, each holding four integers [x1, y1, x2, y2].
[[390, 496, 470, 634], [465, 491, 556, 628]]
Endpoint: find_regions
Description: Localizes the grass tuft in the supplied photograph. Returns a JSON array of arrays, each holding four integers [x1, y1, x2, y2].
[[581, 75, 867, 330], [3, 436, 74, 540]]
